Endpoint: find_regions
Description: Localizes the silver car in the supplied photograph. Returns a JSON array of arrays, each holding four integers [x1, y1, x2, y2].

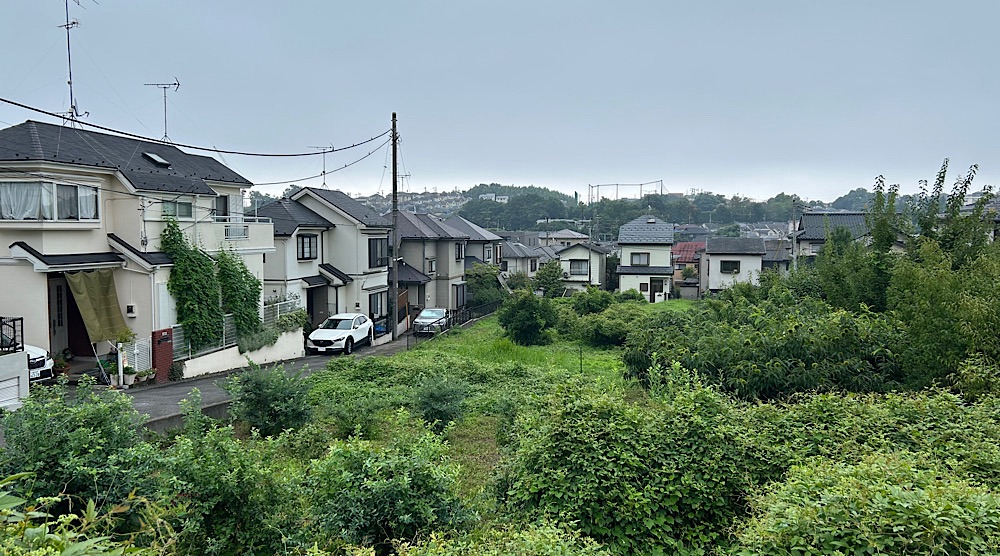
[[413, 308, 448, 336]]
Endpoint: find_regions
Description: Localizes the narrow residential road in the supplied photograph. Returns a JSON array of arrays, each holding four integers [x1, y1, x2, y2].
[[127, 334, 415, 430]]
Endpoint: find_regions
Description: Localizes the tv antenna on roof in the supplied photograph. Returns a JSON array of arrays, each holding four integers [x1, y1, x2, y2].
[[144, 78, 180, 141], [308, 144, 333, 187], [60, 0, 92, 124]]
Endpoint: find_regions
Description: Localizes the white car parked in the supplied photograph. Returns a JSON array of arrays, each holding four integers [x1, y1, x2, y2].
[[306, 313, 374, 355], [1, 331, 55, 383]]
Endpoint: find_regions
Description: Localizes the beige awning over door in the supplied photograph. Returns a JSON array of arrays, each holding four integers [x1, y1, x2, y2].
[[65, 269, 128, 343]]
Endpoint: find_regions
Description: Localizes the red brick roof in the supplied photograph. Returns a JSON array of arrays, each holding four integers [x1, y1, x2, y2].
[[673, 241, 705, 264]]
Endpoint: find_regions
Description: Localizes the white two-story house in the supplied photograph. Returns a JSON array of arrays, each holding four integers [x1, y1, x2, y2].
[[616, 216, 675, 302], [0, 120, 273, 358], [701, 237, 765, 294], [258, 188, 392, 329], [557, 242, 611, 293]]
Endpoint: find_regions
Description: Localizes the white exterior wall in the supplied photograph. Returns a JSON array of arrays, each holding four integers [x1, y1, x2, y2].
[[704, 253, 763, 291], [0, 264, 48, 346], [620, 244, 672, 267], [558, 245, 606, 291]]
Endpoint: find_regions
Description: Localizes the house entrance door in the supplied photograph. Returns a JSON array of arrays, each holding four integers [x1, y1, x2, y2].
[[650, 278, 664, 303], [48, 276, 69, 355]]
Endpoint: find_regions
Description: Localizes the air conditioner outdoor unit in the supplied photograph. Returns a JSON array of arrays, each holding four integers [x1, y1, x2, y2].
[[562, 271, 570, 278]]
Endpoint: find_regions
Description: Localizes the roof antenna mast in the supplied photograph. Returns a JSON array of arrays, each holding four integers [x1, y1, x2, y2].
[[144, 78, 181, 141], [61, 0, 89, 123], [308, 144, 334, 187]]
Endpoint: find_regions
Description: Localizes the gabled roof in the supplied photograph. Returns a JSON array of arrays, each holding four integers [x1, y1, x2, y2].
[[0, 120, 250, 195], [256, 198, 333, 236], [296, 188, 391, 228], [795, 212, 869, 241], [705, 237, 766, 255], [9, 241, 124, 271], [395, 211, 468, 240], [500, 240, 537, 259], [673, 241, 705, 264], [107, 233, 173, 267], [464, 254, 486, 270], [763, 239, 792, 262], [617, 216, 675, 244], [318, 263, 354, 285], [445, 215, 502, 242], [389, 261, 432, 285], [535, 245, 560, 262], [539, 228, 589, 240], [556, 242, 612, 255]]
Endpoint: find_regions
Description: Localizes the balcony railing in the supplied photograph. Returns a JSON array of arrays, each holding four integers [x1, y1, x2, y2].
[[0, 316, 24, 354]]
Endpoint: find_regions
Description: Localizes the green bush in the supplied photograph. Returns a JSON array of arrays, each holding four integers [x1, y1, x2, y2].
[[237, 326, 279, 353], [396, 523, 610, 555], [277, 308, 310, 333], [305, 411, 473, 551], [570, 288, 615, 315], [413, 374, 469, 433], [0, 377, 156, 508], [949, 353, 1000, 402], [577, 302, 647, 347], [497, 290, 558, 346], [613, 289, 645, 303], [733, 453, 1000, 555], [502, 378, 751, 555], [225, 363, 311, 437]]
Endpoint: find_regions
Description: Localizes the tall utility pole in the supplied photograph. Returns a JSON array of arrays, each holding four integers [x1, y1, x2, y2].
[[389, 113, 399, 341]]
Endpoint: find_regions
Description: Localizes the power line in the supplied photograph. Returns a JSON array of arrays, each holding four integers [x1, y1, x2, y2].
[[0, 96, 390, 157], [251, 137, 391, 187]]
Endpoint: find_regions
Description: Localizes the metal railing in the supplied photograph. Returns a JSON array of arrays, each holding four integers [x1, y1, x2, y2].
[[0, 316, 24, 354], [172, 300, 302, 362], [406, 299, 503, 349]]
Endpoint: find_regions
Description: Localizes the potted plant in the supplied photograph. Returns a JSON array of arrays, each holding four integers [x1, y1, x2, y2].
[[122, 365, 137, 386], [53, 355, 71, 376]]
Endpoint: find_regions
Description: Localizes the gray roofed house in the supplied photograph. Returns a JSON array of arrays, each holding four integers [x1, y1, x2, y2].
[[539, 228, 589, 247], [296, 188, 391, 228], [616, 216, 676, 302], [498, 240, 541, 276], [794, 212, 869, 241], [394, 211, 469, 240], [0, 120, 250, 195], [446, 215, 502, 268], [391, 210, 471, 312], [617, 215, 675, 244], [705, 237, 766, 255], [256, 198, 333, 236], [0, 120, 274, 361]]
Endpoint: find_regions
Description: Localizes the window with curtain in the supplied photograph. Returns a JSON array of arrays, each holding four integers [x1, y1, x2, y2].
[[368, 238, 388, 268], [0, 181, 97, 220], [163, 201, 193, 218], [570, 259, 589, 275]]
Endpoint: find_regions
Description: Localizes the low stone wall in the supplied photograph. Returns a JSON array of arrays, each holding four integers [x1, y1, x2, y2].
[[181, 330, 304, 379]]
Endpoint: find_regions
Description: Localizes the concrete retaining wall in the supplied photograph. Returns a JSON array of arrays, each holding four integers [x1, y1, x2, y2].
[[181, 330, 304, 379]]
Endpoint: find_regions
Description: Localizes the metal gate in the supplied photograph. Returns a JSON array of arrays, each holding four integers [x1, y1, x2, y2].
[[121, 337, 153, 373]]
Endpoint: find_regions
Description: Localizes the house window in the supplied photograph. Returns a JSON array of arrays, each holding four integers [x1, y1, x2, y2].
[[427, 259, 437, 274], [530, 259, 537, 272], [453, 283, 466, 308], [721, 260, 740, 274], [369, 291, 385, 317], [485, 247, 492, 261], [163, 200, 193, 219], [0, 181, 98, 220], [640, 283, 649, 292], [500, 260, 509, 272], [297, 234, 318, 260], [630, 252, 650, 266], [368, 238, 388, 268], [570, 259, 589, 275], [455, 242, 465, 261], [214, 195, 229, 218]]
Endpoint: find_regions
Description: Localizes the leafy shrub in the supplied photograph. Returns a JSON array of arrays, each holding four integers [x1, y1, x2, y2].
[[497, 290, 558, 346], [413, 374, 469, 433], [305, 411, 473, 552], [168, 361, 185, 381], [0, 376, 156, 508], [501, 379, 751, 555], [237, 326, 279, 353], [277, 308, 310, 333], [159, 414, 294, 554], [733, 454, 1000, 555], [570, 288, 615, 315], [396, 523, 610, 555], [613, 288, 645, 303], [949, 353, 1000, 402], [505, 271, 531, 291], [623, 290, 905, 399], [225, 362, 311, 437], [216, 247, 263, 336], [577, 302, 647, 347]]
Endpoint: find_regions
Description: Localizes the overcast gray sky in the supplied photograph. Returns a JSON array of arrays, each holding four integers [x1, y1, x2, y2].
[[2, 1, 997, 202]]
